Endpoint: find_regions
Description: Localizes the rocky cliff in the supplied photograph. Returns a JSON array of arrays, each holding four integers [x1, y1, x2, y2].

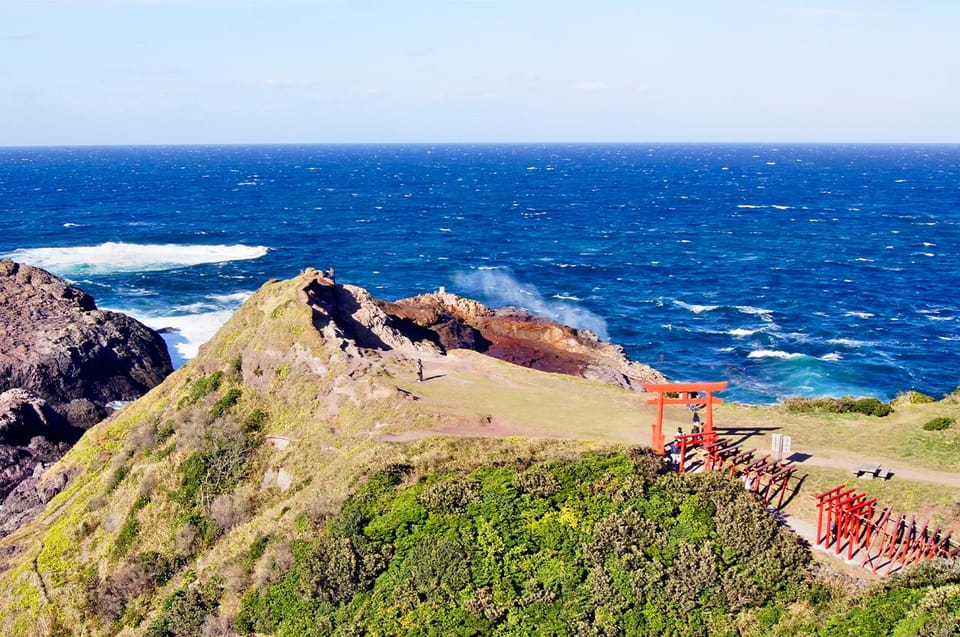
[[0, 259, 172, 534]]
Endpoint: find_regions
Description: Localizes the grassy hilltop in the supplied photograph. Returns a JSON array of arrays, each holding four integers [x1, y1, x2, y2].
[[0, 270, 958, 636]]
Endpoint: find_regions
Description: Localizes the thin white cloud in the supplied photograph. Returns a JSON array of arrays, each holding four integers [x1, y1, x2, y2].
[[573, 81, 608, 93], [771, 5, 876, 19]]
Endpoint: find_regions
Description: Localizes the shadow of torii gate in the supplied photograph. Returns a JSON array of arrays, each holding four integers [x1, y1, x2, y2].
[[644, 381, 728, 456]]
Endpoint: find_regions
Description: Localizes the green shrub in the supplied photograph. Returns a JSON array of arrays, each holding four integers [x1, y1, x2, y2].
[[513, 465, 561, 498], [923, 416, 954, 431], [419, 478, 482, 513], [853, 397, 893, 417], [895, 390, 935, 405], [210, 388, 241, 418], [171, 417, 263, 511], [780, 396, 893, 417], [177, 371, 224, 409], [106, 465, 129, 492], [145, 581, 222, 637], [243, 408, 269, 433], [112, 514, 140, 560], [156, 420, 175, 443]]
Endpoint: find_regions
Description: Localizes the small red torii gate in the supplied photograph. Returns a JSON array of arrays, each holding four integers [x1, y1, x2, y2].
[[644, 381, 728, 456]]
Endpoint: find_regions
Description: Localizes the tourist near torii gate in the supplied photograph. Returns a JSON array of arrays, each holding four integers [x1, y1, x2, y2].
[[644, 381, 728, 456]]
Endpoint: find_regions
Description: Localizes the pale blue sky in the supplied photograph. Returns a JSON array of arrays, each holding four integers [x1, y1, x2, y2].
[[2, 0, 958, 145]]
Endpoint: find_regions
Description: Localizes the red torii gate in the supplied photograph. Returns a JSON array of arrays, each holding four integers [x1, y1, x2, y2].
[[815, 485, 958, 573], [644, 381, 728, 455]]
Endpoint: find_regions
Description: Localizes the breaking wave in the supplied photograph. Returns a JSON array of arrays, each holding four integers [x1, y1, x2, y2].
[[3, 242, 269, 276], [747, 349, 806, 360]]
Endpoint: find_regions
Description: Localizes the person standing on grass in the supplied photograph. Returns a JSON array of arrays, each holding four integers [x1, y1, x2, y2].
[[416, 358, 423, 382]]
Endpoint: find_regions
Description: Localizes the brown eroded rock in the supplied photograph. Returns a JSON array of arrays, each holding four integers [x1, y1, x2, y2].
[[377, 288, 667, 389]]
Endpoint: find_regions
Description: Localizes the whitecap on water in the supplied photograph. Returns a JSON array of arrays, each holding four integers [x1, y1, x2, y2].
[[3, 242, 269, 276], [747, 349, 806, 360], [673, 300, 718, 314]]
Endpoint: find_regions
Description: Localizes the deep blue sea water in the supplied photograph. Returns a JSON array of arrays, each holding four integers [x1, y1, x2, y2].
[[2, 144, 958, 405]]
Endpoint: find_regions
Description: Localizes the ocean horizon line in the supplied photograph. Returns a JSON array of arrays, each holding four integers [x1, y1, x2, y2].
[[4, 140, 960, 150]]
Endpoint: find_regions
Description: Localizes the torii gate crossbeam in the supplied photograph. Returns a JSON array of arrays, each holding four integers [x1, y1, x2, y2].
[[644, 381, 728, 456]]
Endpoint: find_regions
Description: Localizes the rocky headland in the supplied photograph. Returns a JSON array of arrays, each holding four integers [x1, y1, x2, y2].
[[1, 266, 958, 635], [0, 259, 172, 534]]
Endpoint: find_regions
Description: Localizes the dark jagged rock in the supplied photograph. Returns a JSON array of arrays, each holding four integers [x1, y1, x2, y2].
[[0, 260, 173, 535], [0, 260, 172, 429]]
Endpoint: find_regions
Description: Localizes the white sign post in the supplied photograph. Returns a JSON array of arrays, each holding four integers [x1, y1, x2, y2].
[[771, 434, 792, 461]]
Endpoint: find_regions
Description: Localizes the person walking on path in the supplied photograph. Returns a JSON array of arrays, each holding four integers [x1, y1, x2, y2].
[[416, 359, 423, 383]]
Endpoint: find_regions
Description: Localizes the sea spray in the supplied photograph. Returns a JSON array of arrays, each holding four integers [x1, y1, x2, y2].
[[453, 269, 610, 341]]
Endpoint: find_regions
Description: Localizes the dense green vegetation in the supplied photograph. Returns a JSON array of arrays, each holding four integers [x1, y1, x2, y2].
[[236, 450, 813, 636], [781, 396, 894, 417]]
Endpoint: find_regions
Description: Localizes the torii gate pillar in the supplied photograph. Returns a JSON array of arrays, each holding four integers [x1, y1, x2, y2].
[[644, 381, 728, 455]]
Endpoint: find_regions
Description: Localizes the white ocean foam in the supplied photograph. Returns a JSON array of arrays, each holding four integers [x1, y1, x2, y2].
[[728, 327, 762, 337], [3, 242, 269, 276], [674, 300, 718, 314], [138, 310, 236, 368], [453, 269, 608, 340], [208, 291, 255, 304], [771, 205, 792, 210], [820, 352, 842, 361], [736, 305, 774, 317], [63, 222, 82, 228], [747, 349, 805, 360], [843, 311, 874, 319], [827, 337, 872, 347], [737, 204, 766, 209]]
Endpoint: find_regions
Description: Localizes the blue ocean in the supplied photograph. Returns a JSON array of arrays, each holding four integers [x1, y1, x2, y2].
[[2, 144, 958, 405]]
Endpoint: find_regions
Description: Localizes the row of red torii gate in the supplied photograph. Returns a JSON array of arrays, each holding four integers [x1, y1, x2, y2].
[[647, 380, 959, 573]]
